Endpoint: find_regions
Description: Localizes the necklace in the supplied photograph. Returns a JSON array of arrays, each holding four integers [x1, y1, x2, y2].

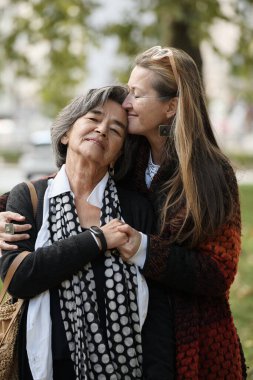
[[145, 152, 160, 187]]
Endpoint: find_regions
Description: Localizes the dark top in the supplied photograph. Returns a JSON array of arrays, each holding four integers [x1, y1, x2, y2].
[[119, 140, 247, 380], [0, 179, 154, 380]]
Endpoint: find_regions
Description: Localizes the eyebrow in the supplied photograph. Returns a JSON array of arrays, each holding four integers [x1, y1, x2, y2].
[[88, 109, 127, 130]]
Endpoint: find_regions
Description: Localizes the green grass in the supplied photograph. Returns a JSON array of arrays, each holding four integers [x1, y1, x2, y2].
[[1, 184, 253, 376], [231, 184, 253, 377], [228, 152, 253, 169]]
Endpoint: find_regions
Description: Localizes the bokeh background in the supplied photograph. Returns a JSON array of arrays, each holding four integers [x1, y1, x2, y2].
[[0, 0, 252, 376]]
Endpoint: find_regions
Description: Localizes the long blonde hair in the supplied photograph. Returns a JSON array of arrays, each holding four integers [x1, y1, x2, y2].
[[134, 46, 235, 246]]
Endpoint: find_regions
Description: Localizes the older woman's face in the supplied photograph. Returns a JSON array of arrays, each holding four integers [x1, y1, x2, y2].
[[62, 100, 127, 169]]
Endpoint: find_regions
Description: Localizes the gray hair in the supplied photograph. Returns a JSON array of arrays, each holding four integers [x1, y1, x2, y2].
[[51, 85, 128, 168]]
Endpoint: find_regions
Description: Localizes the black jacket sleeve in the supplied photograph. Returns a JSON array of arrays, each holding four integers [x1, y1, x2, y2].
[[0, 182, 101, 299]]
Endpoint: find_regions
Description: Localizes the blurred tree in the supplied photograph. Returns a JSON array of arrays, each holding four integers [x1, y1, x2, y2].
[[103, 0, 253, 88], [0, 0, 99, 116], [0, 0, 252, 114]]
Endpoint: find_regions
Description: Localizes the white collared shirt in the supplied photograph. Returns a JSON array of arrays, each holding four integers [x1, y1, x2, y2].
[[27, 165, 148, 380]]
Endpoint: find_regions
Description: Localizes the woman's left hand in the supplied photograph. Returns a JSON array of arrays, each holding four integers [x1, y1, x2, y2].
[[117, 224, 141, 261]]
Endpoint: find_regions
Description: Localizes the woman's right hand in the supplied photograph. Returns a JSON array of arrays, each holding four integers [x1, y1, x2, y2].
[[101, 219, 128, 250], [0, 211, 32, 251]]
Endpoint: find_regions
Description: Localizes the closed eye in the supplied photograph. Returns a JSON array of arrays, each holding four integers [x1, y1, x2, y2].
[[110, 127, 121, 136]]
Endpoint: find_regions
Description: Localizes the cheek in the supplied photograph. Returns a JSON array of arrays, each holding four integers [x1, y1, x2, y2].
[[109, 139, 124, 158]]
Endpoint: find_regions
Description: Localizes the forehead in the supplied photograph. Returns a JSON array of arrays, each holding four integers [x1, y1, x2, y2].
[[90, 99, 125, 114], [88, 99, 127, 125], [127, 66, 157, 91]]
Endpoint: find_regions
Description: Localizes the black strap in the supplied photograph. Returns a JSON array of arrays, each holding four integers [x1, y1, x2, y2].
[[89, 226, 107, 252]]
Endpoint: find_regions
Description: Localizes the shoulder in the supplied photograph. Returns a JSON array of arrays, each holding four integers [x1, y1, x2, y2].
[[33, 177, 52, 197], [117, 186, 151, 209], [7, 178, 49, 216], [8, 178, 49, 198], [221, 159, 239, 196], [116, 186, 154, 233]]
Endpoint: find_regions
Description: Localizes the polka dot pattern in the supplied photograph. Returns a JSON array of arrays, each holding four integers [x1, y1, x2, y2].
[[48, 177, 142, 379]]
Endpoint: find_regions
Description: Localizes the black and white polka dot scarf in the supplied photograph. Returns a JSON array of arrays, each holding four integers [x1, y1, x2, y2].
[[48, 176, 142, 379]]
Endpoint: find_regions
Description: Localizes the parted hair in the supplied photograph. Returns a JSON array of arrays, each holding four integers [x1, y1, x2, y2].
[[133, 46, 235, 246], [51, 85, 128, 168]]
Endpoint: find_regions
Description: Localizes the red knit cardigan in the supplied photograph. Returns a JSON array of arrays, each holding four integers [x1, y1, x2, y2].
[[129, 143, 247, 379]]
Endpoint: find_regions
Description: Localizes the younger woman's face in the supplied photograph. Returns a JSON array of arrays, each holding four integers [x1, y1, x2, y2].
[[122, 66, 172, 139]]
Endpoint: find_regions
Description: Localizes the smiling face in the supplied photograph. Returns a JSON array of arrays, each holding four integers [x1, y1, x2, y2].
[[122, 66, 173, 140], [61, 99, 128, 171]]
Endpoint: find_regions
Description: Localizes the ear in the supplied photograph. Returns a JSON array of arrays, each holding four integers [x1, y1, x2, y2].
[[61, 133, 69, 145], [166, 97, 178, 118]]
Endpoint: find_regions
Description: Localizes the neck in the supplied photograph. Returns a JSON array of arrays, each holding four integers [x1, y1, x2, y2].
[[146, 134, 165, 165], [65, 161, 107, 198]]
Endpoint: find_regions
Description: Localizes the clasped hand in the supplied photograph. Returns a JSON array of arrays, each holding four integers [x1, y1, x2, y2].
[[101, 219, 142, 260]]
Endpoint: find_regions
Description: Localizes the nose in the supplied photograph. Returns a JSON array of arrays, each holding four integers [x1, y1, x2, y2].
[[95, 123, 107, 137], [122, 94, 132, 110]]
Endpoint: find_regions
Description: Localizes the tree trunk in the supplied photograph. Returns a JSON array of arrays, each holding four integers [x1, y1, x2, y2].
[[161, 17, 203, 77]]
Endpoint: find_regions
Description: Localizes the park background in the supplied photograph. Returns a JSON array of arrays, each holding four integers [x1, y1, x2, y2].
[[0, 0, 252, 377]]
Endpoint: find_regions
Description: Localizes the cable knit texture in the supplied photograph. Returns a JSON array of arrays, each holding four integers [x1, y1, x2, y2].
[[121, 141, 247, 380]]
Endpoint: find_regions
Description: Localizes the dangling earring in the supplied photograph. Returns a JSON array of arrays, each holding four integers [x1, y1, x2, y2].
[[109, 164, 114, 177], [159, 124, 170, 136]]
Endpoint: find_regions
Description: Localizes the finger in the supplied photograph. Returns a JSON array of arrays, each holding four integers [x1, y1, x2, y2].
[[0, 223, 31, 236], [0, 233, 30, 242], [0, 211, 26, 223], [0, 240, 18, 251], [109, 219, 122, 226], [117, 224, 132, 233], [12, 223, 32, 233]]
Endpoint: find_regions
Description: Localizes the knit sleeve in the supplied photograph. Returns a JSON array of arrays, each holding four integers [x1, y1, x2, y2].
[[142, 166, 241, 297], [0, 182, 101, 299], [0, 192, 9, 212]]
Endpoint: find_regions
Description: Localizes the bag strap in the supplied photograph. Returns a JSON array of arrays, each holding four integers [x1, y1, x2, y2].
[[0, 181, 38, 305], [25, 181, 38, 219], [0, 250, 31, 305]]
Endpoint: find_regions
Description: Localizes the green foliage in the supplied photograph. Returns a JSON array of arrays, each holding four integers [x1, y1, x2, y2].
[[103, 0, 253, 92], [0, 0, 99, 116], [0, 0, 252, 114], [231, 185, 253, 374]]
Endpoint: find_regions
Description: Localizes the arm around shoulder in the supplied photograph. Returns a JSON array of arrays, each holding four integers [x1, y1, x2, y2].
[[0, 182, 101, 299]]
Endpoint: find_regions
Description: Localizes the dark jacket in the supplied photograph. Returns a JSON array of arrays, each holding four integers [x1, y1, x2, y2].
[[0, 178, 155, 380], [122, 142, 247, 380]]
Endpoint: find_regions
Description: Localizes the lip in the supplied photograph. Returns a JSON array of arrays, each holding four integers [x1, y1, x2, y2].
[[84, 138, 105, 149], [127, 113, 138, 117]]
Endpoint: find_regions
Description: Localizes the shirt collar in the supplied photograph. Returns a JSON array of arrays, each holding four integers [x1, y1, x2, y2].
[[47, 164, 109, 208]]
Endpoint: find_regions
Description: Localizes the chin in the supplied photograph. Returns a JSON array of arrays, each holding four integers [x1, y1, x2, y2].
[[128, 124, 143, 136]]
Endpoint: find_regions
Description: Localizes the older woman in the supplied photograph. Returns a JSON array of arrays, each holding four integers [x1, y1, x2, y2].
[[0, 85, 153, 380]]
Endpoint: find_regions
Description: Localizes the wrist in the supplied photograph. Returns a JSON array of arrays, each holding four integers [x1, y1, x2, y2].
[[89, 226, 107, 253]]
